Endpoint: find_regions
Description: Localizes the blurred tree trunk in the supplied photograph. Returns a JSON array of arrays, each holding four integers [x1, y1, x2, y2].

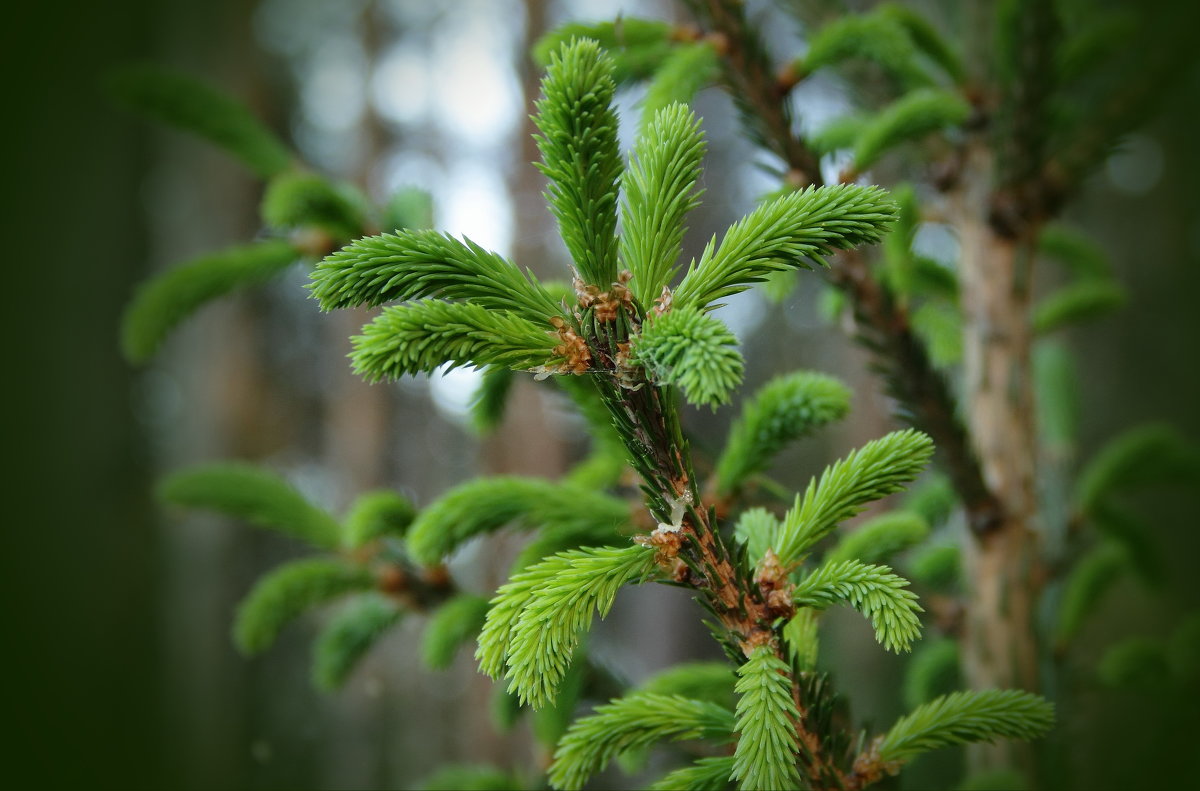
[[953, 141, 1042, 706]]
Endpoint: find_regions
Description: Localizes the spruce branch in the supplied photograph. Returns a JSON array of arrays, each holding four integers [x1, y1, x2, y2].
[[631, 306, 745, 408], [533, 38, 623, 287], [121, 239, 300, 363], [261, 171, 371, 241], [532, 19, 676, 85], [312, 594, 404, 691], [548, 692, 736, 790], [621, 103, 706, 305], [469, 366, 515, 434], [731, 646, 802, 791], [903, 637, 962, 709], [477, 544, 658, 708], [1074, 423, 1200, 513], [649, 756, 736, 791], [1053, 540, 1127, 650], [1032, 279, 1125, 335], [713, 371, 852, 497], [876, 3, 965, 84], [792, 560, 924, 654], [774, 430, 935, 566], [826, 251, 1001, 534], [158, 462, 341, 551], [233, 559, 375, 655], [873, 689, 1054, 766], [422, 594, 490, 670], [640, 43, 721, 129], [732, 508, 781, 569], [635, 662, 737, 711], [689, 0, 1003, 535], [349, 300, 559, 382], [686, 0, 818, 177], [825, 511, 930, 566], [405, 476, 630, 566], [851, 89, 970, 173], [309, 229, 563, 320], [801, 11, 934, 90], [672, 184, 897, 311], [107, 64, 293, 178], [341, 490, 416, 549]]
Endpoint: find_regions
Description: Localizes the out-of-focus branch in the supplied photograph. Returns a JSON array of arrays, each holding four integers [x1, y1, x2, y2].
[[689, 0, 1002, 534]]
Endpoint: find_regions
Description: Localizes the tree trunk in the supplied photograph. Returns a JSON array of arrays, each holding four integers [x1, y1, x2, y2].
[[953, 141, 1044, 775]]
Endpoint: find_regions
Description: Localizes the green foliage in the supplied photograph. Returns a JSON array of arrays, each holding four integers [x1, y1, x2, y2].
[[1055, 540, 1127, 648], [532, 647, 587, 747], [902, 473, 958, 526], [422, 594, 491, 670], [774, 429, 935, 565], [406, 476, 629, 566], [382, 186, 434, 233], [420, 764, 524, 791], [825, 510, 930, 566], [548, 692, 736, 790], [877, 690, 1054, 765], [233, 559, 375, 655], [477, 544, 658, 708], [649, 756, 736, 791], [877, 3, 964, 83], [1033, 279, 1125, 334], [1075, 423, 1200, 513], [802, 12, 932, 89], [880, 183, 919, 302], [469, 367, 515, 434], [673, 184, 897, 311], [792, 559, 923, 653], [261, 171, 368, 241], [714, 371, 852, 496], [903, 637, 962, 709], [733, 508, 781, 569], [1090, 501, 1162, 586], [1097, 636, 1170, 692], [636, 662, 737, 712], [632, 306, 744, 408], [782, 608, 820, 671], [121, 239, 299, 363], [853, 89, 971, 171], [533, 39, 622, 287], [309, 229, 562, 320], [312, 594, 403, 691], [108, 65, 292, 177], [159, 462, 340, 550], [341, 490, 415, 549], [1168, 611, 1200, 682], [1037, 223, 1111, 279], [809, 115, 869, 155], [621, 103, 706, 305], [1034, 341, 1081, 450], [350, 300, 558, 382], [532, 19, 675, 84], [640, 43, 720, 129], [957, 769, 1030, 791], [911, 301, 963, 366], [731, 646, 801, 791], [1056, 10, 1136, 84], [908, 543, 961, 591]]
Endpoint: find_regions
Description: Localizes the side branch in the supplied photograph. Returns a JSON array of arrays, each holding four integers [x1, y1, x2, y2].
[[692, 0, 999, 533]]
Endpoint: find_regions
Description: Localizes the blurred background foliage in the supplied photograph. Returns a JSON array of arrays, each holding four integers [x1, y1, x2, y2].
[[6, 0, 1200, 788]]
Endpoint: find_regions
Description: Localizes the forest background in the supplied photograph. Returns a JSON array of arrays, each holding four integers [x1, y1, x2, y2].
[[5, 0, 1199, 788]]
